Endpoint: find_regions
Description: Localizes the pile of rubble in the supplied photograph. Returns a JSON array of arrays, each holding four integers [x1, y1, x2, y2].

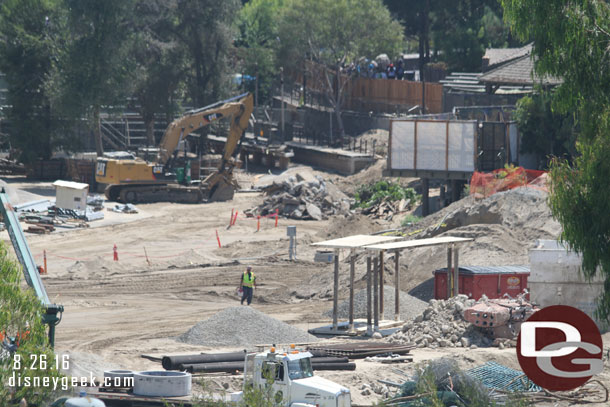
[[387, 295, 495, 349], [247, 175, 353, 220], [355, 197, 412, 221]]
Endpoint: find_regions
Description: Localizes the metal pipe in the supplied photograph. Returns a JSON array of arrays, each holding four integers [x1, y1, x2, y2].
[[349, 249, 355, 333], [373, 257, 379, 332], [394, 250, 400, 321], [367, 256, 372, 336], [163, 352, 246, 370], [333, 249, 339, 330], [379, 251, 384, 320]]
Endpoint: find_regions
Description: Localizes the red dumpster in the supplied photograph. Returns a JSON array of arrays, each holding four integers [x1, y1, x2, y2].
[[434, 265, 529, 300]]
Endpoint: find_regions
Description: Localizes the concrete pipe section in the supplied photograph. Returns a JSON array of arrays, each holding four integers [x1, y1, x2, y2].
[[133, 371, 192, 397], [103, 370, 134, 388]]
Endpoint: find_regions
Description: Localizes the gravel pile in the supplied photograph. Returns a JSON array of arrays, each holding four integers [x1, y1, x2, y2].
[[323, 286, 428, 321], [387, 295, 492, 348], [177, 306, 318, 347]]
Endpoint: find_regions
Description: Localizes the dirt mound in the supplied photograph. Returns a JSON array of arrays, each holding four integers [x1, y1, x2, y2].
[[177, 306, 317, 347], [316, 213, 385, 240], [393, 187, 561, 293]]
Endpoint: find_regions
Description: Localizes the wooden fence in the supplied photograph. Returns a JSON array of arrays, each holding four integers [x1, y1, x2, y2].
[[290, 62, 443, 114], [346, 78, 443, 114]]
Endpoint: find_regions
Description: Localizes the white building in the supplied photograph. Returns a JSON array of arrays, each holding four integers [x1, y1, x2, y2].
[[52, 180, 89, 211]]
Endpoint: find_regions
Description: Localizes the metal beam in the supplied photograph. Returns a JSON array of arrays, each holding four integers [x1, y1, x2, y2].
[[333, 249, 339, 330]]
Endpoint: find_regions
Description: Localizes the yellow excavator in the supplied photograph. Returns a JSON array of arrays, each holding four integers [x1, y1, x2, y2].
[[95, 93, 253, 203]]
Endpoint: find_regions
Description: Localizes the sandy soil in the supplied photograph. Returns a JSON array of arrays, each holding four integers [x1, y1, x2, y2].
[[1, 166, 609, 406]]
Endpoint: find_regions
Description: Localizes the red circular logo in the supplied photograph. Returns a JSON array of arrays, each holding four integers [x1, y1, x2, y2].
[[517, 305, 603, 391]]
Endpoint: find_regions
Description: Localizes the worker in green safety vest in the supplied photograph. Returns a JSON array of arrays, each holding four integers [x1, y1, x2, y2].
[[239, 266, 256, 305]]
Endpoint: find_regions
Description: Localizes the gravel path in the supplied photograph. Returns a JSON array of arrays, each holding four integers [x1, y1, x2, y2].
[[177, 306, 318, 347], [324, 286, 428, 321]]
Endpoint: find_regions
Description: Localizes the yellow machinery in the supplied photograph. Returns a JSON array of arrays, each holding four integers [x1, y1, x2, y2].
[[96, 93, 253, 203]]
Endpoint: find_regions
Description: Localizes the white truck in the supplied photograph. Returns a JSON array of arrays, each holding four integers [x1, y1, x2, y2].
[[232, 346, 351, 407]]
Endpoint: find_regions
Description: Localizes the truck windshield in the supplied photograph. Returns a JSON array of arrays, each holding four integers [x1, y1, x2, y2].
[[287, 357, 313, 380]]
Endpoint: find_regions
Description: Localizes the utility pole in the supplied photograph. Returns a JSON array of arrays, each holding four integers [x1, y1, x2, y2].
[[280, 66, 285, 141]]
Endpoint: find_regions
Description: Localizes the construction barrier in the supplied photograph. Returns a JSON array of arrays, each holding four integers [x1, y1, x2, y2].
[[469, 166, 547, 198]]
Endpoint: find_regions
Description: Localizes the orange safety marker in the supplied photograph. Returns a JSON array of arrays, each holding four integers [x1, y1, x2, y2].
[[232, 210, 238, 226], [257, 216, 260, 232], [216, 230, 222, 248], [229, 209, 234, 228], [43, 250, 48, 274], [113, 244, 119, 261], [275, 209, 279, 227]]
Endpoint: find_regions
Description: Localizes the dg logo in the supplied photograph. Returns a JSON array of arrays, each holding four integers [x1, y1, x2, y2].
[[517, 305, 603, 391]]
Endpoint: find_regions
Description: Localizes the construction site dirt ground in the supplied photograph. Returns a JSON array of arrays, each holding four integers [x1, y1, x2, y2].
[[2, 163, 610, 406]]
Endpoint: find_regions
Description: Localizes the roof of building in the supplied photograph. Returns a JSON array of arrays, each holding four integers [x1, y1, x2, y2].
[[479, 55, 562, 86], [482, 44, 532, 70], [52, 180, 89, 190]]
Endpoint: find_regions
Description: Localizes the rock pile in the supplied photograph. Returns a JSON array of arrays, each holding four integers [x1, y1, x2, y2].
[[177, 306, 317, 347], [248, 175, 353, 220], [387, 295, 493, 348]]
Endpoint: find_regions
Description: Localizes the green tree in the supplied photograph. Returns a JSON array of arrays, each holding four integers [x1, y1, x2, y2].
[[503, 0, 610, 321], [277, 0, 404, 139], [132, 0, 187, 146], [514, 91, 576, 168], [237, 0, 284, 105], [48, 0, 137, 156], [0, 242, 62, 406], [171, 0, 241, 107], [0, 0, 61, 163]]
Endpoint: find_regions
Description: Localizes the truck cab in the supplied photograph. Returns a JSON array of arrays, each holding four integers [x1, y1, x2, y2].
[[237, 347, 351, 407]]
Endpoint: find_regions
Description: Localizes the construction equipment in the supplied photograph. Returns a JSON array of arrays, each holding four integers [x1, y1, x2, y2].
[[463, 295, 537, 339], [0, 188, 63, 348], [95, 93, 254, 203], [231, 345, 352, 407]]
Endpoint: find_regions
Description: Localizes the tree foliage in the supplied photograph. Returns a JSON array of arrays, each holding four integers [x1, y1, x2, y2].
[[0, 0, 62, 163], [386, 0, 522, 72], [0, 242, 62, 406], [277, 0, 404, 138], [48, 0, 137, 156], [514, 91, 576, 168], [237, 0, 283, 104], [172, 0, 241, 107], [503, 0, 610, 321], [132, 0, 187, 145]]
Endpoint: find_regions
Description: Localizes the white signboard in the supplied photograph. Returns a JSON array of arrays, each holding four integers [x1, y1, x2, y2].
[[390, 119, 476, 172]]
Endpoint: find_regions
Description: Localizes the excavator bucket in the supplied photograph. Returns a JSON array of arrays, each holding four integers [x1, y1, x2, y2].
[[208, 179, 235, 202]]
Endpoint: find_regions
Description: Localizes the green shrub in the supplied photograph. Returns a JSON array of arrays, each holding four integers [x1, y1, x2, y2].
[[354, 181, 419, 209]]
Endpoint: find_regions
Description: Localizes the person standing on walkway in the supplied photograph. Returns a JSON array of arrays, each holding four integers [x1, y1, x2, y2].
[[239, 266, 256, 305]]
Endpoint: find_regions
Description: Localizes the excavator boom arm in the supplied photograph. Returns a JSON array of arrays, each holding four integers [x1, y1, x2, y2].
[[158, 93, 254, 165]]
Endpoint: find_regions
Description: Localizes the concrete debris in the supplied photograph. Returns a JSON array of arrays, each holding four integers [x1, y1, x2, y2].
[[387, 295, 495, 349], [356, 197, 411, 221], [110, 204, 138, 214], [248, 175, 353, 220], [177, 306, 318, 348]]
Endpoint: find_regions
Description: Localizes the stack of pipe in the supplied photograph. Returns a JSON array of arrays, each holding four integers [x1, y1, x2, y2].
[[161, 351, 356, 374]]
